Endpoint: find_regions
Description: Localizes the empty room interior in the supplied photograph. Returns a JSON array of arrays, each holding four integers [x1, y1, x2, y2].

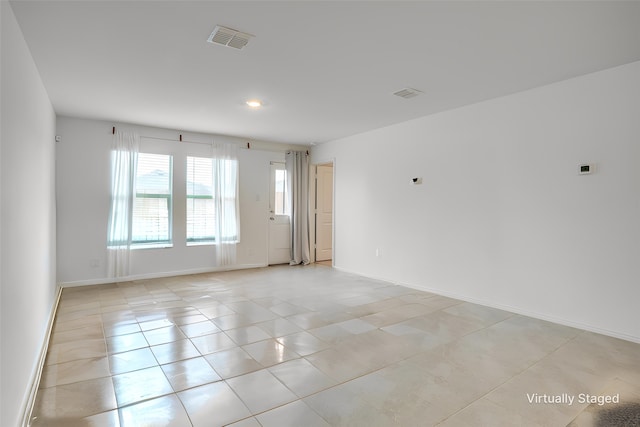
[[2, 1, 640, 426]]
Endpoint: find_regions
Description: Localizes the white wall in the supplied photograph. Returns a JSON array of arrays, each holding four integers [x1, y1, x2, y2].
[[313, 61, 640, 343], [56, 116, 303, 285], [1, 2, 58, 426]]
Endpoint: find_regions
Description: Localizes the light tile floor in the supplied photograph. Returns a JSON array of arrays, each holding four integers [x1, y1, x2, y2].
[[31, 265, 640, 426]]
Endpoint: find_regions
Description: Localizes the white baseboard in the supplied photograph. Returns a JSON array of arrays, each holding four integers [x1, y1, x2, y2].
[[333, 266, 640, 345], [21, 284, 62, 427], [59, 263, 268, 288]]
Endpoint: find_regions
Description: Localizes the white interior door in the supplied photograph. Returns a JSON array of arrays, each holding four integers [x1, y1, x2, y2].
[[268, 162, 291, 265], [315, 164, 333, 262]]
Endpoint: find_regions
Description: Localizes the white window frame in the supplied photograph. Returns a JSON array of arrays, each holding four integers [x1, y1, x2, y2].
[[131, 152, 173, 248], [186, 156, 215, 245]]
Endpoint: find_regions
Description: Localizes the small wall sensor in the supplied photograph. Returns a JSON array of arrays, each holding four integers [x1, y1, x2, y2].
[[579, 164, 593, 175], [411, 177, 423, 185]]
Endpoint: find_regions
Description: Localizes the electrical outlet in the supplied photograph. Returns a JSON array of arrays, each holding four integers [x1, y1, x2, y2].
[[90, 259, 100, 268]]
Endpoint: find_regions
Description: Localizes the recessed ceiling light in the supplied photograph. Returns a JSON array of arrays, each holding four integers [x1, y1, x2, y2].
[[246, 100, 262, 108]]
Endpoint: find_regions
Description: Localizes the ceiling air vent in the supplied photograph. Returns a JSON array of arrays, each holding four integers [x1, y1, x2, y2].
[[393, 88, 422, 99], [207, 25, 254, 50]]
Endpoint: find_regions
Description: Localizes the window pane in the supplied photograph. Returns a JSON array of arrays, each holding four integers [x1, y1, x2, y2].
[[187, 156, 214, 242], [132, 153, 172, 244], [187, 157, 213, 196], [274, 169, 288, 216], [132, 197, 170, 243], [187, 197, 215, 241]]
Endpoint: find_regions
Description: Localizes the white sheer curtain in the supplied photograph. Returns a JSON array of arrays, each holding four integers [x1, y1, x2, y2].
[[213, 142, 240, 266], [107, 130, 139, 278], [286, 150, 310, 265]]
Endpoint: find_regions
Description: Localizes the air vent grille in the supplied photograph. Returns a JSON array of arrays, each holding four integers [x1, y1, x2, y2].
[[393, 88, 422, 99], [207, 26, 253, 50]]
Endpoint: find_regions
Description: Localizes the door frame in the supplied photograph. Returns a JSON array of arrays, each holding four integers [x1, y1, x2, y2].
[[309, 158, 336, 265]]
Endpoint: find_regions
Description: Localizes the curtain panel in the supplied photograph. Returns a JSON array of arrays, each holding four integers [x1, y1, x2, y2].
[[213, 142, 240, 266], [286, 150, 310, 265], [106, 130, 139, 278]]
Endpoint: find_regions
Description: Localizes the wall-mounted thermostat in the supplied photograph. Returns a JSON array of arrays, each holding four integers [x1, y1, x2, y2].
[[579, 164, 594, 175]]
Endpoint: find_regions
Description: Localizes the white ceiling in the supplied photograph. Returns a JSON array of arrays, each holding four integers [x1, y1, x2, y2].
[[10, 1, 640, 145]]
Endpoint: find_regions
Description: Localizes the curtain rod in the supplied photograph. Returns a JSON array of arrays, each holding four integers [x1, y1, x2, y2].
[[140, 135, 213, 146], [113, 126, 308, 153], [286, 149, 310, 156], [114, 126, 212, 145]]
